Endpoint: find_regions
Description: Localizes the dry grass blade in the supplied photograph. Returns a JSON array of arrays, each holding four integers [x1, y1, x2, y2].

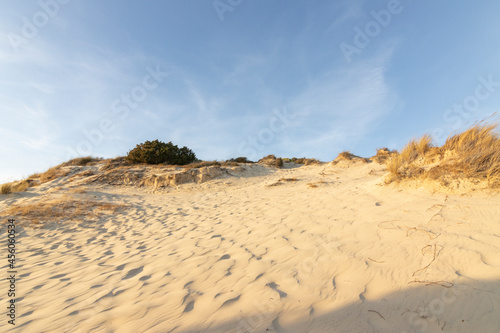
[[368, 257, 385, 264], [368, 310, 385, 320], [377, 221, 439, 240], [407, 279, 454, 288]]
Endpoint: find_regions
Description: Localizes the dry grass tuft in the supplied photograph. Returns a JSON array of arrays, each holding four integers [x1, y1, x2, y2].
[[336, 151, 357, 161], [386, 123, 500, 188], [371, 148, 397, 163], [26, 157, 101, 186], [1, 179, 36, 195], [227, 157, 254, 163], [1, 183, 12, 194], [29, 166, 70, 184], [285, 157, 321, 165], [258, 155, 284, 168], [333, 151, 369, 164], [1, 194, 127, 226]]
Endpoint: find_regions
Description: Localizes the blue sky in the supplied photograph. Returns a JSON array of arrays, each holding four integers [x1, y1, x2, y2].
[[1, 0, 500, 183]]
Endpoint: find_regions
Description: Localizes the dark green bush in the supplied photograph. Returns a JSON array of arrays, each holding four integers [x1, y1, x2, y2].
[[126, 140, 196, 165], [227, 157, 254, 163]]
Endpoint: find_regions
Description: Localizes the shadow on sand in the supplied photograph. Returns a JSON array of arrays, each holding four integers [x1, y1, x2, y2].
[[177, 279, 500, 333]]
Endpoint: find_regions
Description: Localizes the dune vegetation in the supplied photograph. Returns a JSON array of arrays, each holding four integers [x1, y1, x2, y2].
[[386, 123, 500, 188]]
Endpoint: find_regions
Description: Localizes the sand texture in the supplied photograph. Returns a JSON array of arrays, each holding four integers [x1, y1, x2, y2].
[[1, 161, 499, 332]]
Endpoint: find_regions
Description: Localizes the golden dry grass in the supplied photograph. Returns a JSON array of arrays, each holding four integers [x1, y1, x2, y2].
[[387, 123, 500, 188], [0, 179, 34, 195], [61, 156, 101, 167], [336, 151, 356, 161], [287, 157, 321, 165], [29, 165, 70, 184], [371, 148, 394, 163], [1, 183, 12, 194], [1, 194, 127, 226]]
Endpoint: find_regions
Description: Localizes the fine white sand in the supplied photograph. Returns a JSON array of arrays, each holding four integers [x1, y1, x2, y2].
[[1, 161, 499, 332]]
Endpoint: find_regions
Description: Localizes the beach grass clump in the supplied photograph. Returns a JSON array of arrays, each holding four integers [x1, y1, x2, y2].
[[258, 155, 284, 168], [332, 151, 370, 164], [61, 156, 102, 167], [287, 157, 321, 165], [1, 179, 36, 195], [387, 123, 500, 188], [29, 165, 70, 184], [227, 157, 254, 163], [1, 183, 12, 194], [371, 148, 397, 163], [336, 151, 357, 161]]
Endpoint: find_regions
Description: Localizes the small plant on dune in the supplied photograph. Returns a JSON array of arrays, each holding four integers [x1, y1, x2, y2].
[[438, 123, 500, 185], [1, 179, 36, 194], [29, 166, 70, 184], [227, 157, 253, 163], [371, 148, 397, 163], [258, 154, 284, 168], [290, 157, 321, 165], [126, 140, 196, 165], [386, 135, 433, 181], [1, 183, 12, 194], [336, 151, 356, 161], [400, 135, 433, 164], [333, 151, 369, 164], [62, 156, 102, 167]]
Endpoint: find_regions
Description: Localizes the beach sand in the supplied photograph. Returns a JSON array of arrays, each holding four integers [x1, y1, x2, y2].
[[1, 161, 499, 332]]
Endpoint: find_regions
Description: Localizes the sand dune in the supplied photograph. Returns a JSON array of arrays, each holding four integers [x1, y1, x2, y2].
[[1, 161, 499, 332]]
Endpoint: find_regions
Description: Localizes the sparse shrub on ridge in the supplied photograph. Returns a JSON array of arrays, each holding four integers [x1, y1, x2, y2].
[[227, 157, 254, 163], [288, 157, 321, 165], [61, 156, 102, 167], [1, 183, 12, 194], [258, 154, 283, 168], [333, 151, 369, 164], [126, 140, 196, 165]]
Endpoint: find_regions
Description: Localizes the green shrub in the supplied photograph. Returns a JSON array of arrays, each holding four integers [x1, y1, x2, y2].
[[126, 140, 196, 165]]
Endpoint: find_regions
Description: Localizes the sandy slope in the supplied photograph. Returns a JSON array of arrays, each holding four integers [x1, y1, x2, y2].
[[1, 162, 499, 332]]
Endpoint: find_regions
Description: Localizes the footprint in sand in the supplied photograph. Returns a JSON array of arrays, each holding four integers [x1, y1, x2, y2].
[[123, 266, 144, 280], [183, 300, 195, 313], [266, 282, 287, 299]]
